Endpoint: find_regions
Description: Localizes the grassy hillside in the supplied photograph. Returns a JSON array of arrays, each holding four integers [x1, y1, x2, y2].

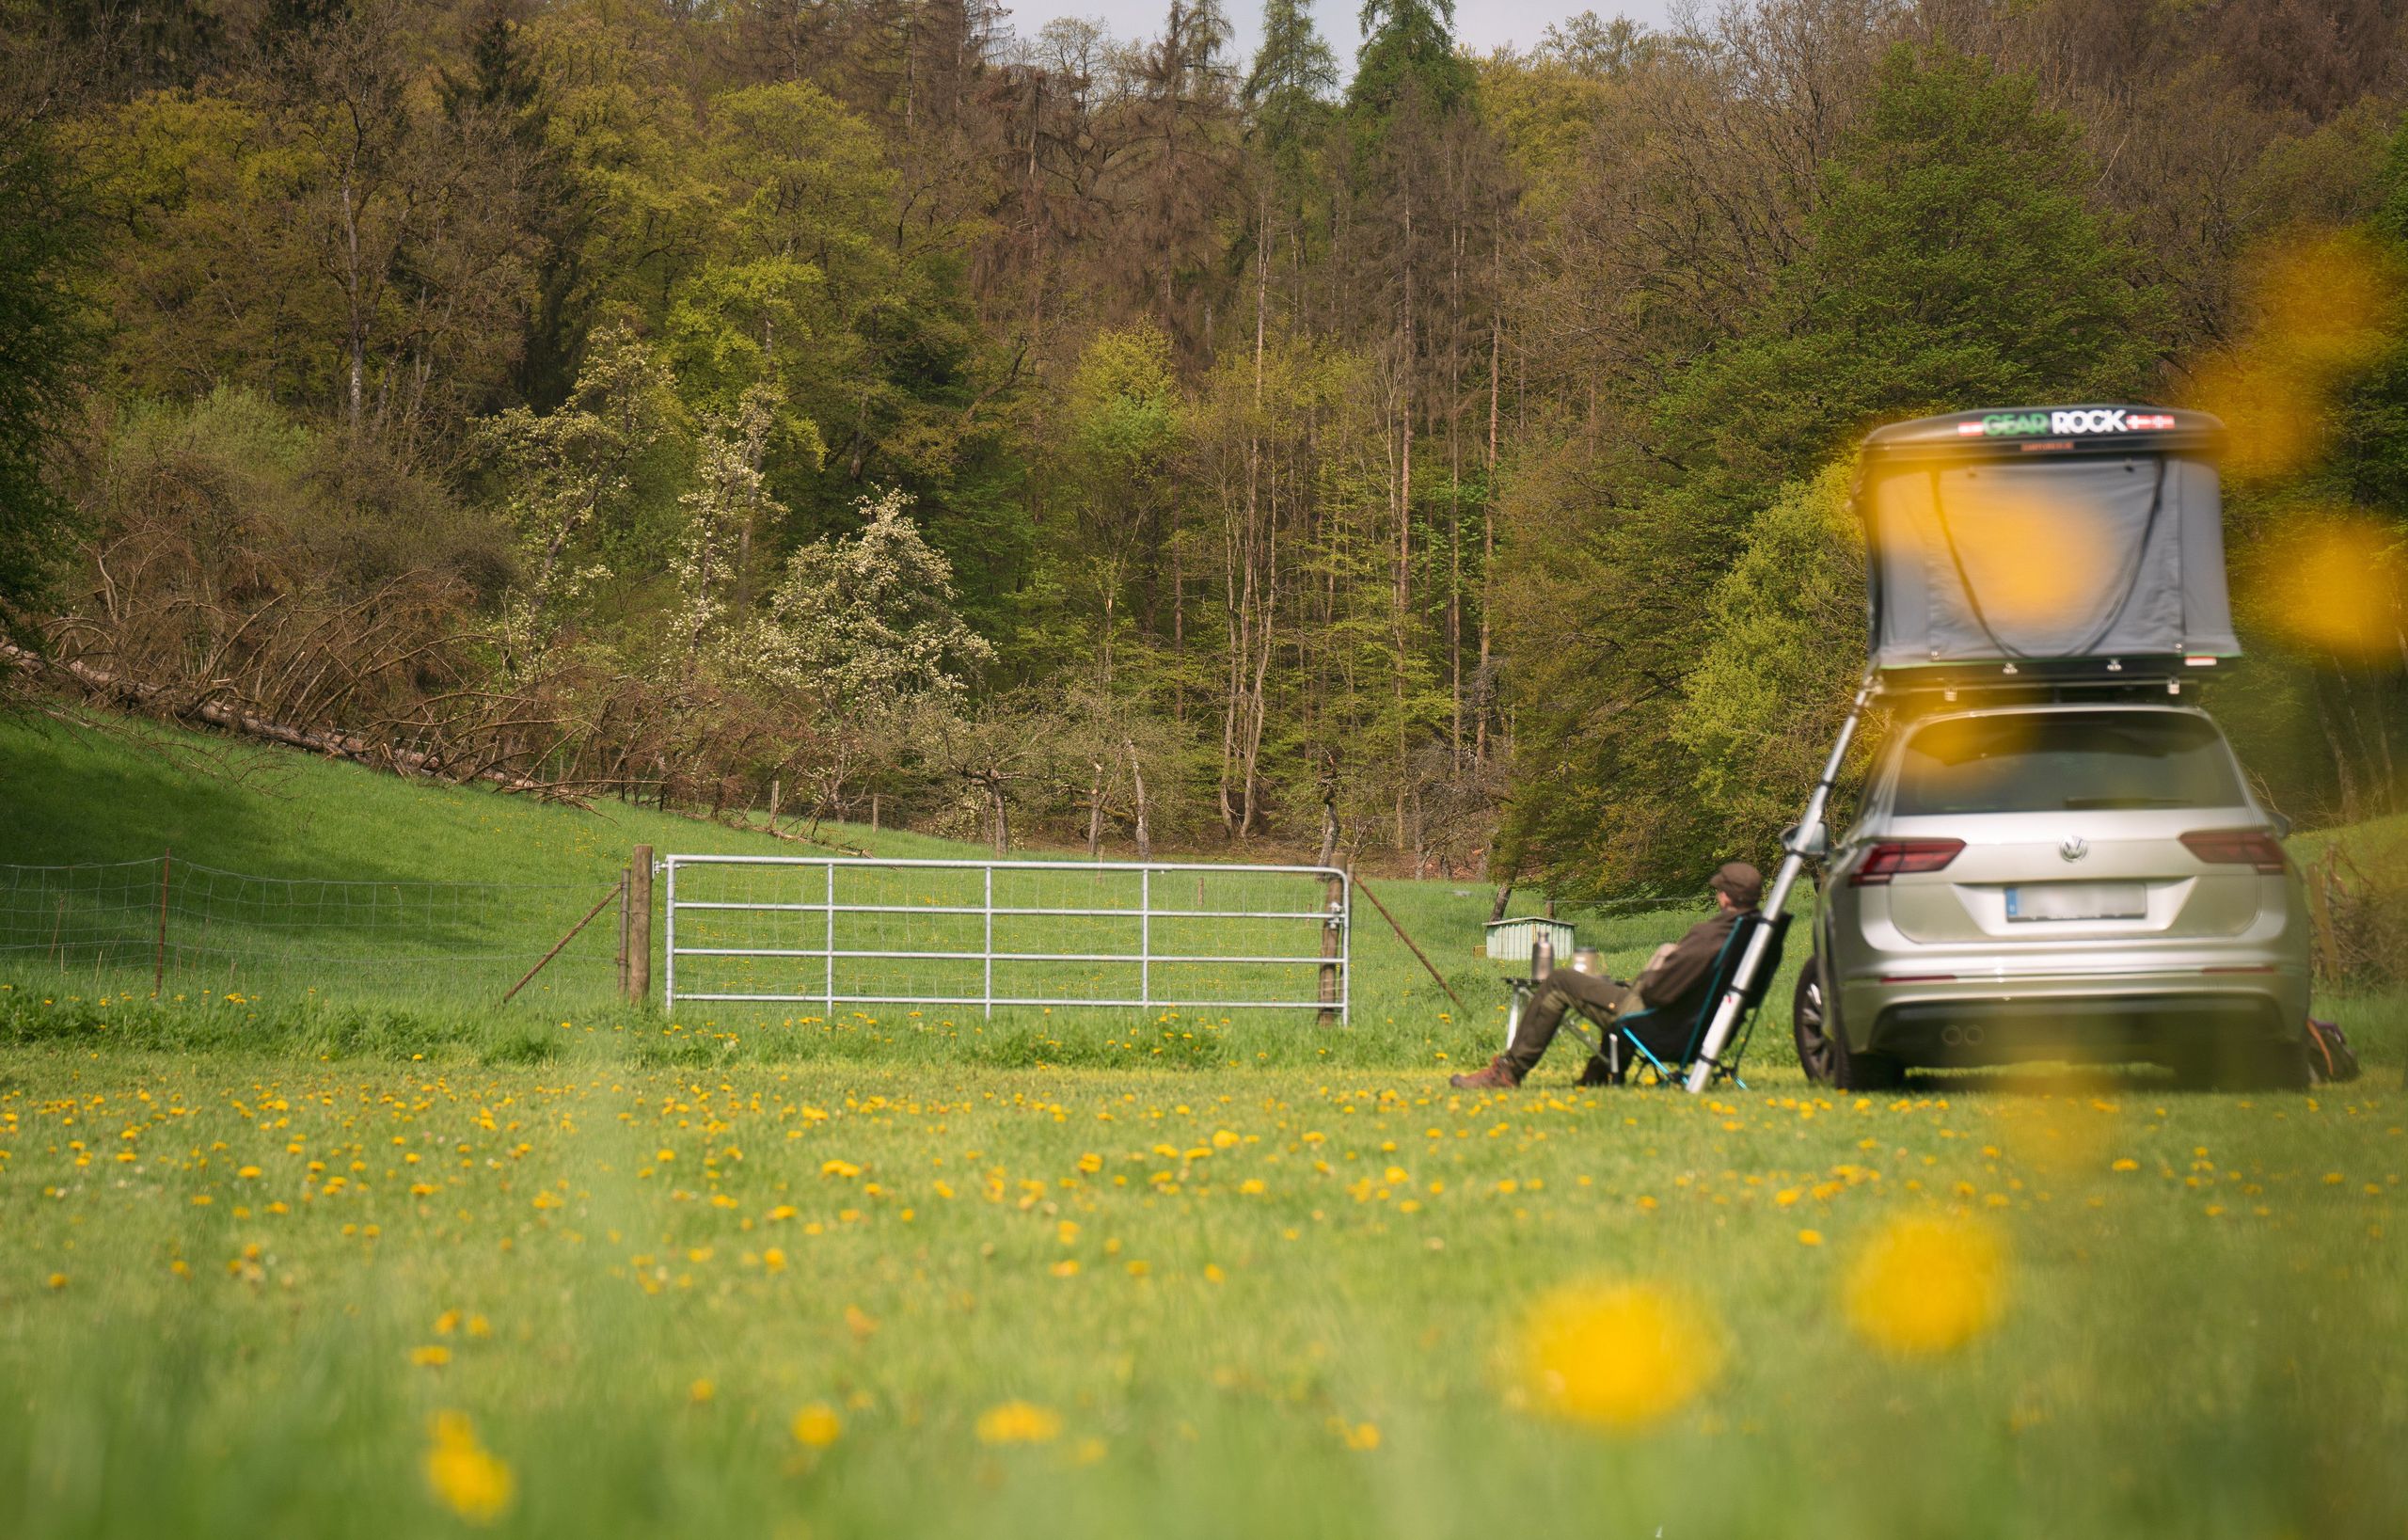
[[0, 712, 1730, 1072]]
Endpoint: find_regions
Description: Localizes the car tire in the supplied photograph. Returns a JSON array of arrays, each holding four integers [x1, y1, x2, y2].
[[2235, 1038, 2312, 1092], [1793, 958, 1841, 1086], [2169, 1037, 2312, 1092], [1830, 1034, 1907, 1091]]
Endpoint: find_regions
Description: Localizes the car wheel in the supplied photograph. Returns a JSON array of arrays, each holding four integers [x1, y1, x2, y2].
[[1830, 1033, 1907, 1091], [1793, 958, 1840, 1086], [2169, 1038, 2312, 1092]]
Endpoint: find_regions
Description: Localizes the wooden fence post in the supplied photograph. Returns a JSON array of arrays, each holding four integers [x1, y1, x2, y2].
[[616, 865, 631, 999], [627, 845, 653, 1006]]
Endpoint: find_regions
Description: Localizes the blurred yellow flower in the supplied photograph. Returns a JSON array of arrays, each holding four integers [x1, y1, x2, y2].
[[410, 1345, 452, 1367], [1516, 1282, 1721, 1430], [975, 1400, 1062, 1445], [1334, 1419, 1381, 1451], [423, 1411, 514, 1525], [689, 1378, 715, 1405], [1845, 1215, 2008, 1357], [791, 1403, 843, 1447], [2253, 511, 2404, 663]]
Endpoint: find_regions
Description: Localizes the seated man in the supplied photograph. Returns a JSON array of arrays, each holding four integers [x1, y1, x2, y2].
[[1450, 861, 1762, 1089]]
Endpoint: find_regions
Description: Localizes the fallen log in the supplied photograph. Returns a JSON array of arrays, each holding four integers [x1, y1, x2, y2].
[[1, 641, 561, 797]]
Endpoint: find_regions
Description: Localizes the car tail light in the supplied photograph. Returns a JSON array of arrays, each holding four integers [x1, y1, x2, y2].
[[2178, 829, 2287, 874], [1849, 838, 1965, 885]]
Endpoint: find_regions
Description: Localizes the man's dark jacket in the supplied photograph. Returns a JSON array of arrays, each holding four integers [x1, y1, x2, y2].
[[1632, 907, 1755, 1021]]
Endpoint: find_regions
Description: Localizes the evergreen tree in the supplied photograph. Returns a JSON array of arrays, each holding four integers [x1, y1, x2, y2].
[[0, 124, 92, 644], [1244, 0, 1338, 177], [1498, 43, 2175, 895], [1347, 0, 1474, 127]]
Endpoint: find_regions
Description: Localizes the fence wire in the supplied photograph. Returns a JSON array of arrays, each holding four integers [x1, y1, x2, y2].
[[0, 856, 625, 1002]]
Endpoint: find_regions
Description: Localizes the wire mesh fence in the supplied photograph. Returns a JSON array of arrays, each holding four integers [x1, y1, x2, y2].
[[0, 855, 627, 1005]]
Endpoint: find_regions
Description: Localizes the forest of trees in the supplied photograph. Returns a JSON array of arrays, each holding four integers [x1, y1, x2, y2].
[[3, 0, 2404, 897]]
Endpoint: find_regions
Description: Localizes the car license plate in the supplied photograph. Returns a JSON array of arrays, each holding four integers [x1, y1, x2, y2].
[[2005, 882, 2147, 922]]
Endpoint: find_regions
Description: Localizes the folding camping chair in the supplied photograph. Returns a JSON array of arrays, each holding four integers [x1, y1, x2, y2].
[[1566, 913, 1790, 1089]]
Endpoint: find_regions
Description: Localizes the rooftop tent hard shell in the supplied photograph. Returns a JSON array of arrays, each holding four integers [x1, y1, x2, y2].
[[1855, 405, 2241, 675]]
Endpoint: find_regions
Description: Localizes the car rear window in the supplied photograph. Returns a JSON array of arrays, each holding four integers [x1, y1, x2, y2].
[[1893, 713, 2247, 816]]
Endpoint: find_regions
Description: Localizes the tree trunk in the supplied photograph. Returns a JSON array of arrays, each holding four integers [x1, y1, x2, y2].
[[1479, 302, 1499, 766], [1317, 777, 1339, 869], [1087, 762, 1105, 858], [1125, 738, 1151, 860]]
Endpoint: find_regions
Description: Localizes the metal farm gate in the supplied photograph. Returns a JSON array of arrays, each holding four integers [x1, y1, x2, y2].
[[661, 856, 1350, 1023]]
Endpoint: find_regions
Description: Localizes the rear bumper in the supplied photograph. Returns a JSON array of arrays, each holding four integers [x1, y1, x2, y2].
[[1839, 962, 2309, 1067]]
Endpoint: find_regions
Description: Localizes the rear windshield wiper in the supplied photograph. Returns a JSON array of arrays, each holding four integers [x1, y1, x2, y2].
[[2059, 797, 2193, 810]]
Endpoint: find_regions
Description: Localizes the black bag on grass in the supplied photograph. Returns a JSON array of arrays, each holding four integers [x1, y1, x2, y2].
[[2304, 1018, 2360, 1084]]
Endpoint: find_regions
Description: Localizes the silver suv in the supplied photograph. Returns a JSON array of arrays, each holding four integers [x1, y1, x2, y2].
[[1793, 702, 2311, 1089]]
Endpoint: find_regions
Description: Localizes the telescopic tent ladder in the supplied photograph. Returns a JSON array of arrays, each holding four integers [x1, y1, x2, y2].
[[1684, 666, 1877, 1093]]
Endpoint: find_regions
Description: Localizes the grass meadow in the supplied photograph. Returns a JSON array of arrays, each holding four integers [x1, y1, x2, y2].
[[2, 713, 2404, 1538]]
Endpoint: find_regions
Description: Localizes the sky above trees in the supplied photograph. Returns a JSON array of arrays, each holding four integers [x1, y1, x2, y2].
[[1006, 0, 1680, 67]]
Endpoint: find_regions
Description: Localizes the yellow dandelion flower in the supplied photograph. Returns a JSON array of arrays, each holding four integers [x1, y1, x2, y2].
[[791, 1404, 843, 1447], [410, 1345, 452, 1367], [1516, 1282, 1721, 1430], [689, 1379, 715, 1405], [1333, 1419, 1382, 1451], [1798, 1229, 1824, 1246], [975, 1401, 1062, 1445], [1844, 1215, 2008, 1357], [422, 1411, 514, 1525], [46, 1272, 68, 1290]]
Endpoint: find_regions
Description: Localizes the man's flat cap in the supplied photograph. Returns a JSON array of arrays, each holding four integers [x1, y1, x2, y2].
[[1710, 860, 1763, 908]]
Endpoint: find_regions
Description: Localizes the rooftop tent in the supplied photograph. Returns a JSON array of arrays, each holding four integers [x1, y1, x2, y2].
[[1856, 405, 2240, 676]]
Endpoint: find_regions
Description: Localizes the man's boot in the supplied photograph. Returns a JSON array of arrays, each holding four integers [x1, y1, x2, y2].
[[1450, 1056, 1522, 1090]]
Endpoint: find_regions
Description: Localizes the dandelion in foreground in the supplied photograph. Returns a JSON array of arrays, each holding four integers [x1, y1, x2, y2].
[[975, 1401, 1062, 1445], [1516, 1282, 1720, 1430], [1844, 1215, 2007, 1357], [791, 1404, 842, 1446], [423, 1411, 514, 1525]]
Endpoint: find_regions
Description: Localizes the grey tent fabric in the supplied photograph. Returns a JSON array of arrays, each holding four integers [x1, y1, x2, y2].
[[1864, 454, 2239, 670]]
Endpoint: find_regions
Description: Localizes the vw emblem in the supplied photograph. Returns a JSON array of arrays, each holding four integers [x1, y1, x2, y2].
[[2058, 836, 2090, 863]]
